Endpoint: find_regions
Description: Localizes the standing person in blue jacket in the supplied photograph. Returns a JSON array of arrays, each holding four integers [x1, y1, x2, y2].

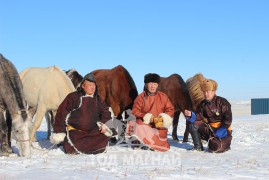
[[184, 79, 232, 153]]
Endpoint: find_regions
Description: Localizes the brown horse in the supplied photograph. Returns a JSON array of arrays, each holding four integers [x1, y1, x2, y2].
[[66, 66, 138, 120], [0, 54, 35, 157], [91, 65, 138, 120], [158, 74, 193, 142]]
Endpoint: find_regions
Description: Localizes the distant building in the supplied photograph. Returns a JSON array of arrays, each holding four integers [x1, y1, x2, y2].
[[251, 98, 269, 115]]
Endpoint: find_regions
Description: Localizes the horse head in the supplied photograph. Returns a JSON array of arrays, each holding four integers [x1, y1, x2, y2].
[[11, 109, 35, 157]]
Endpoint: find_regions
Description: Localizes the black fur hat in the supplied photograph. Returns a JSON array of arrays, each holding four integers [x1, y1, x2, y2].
[[144, 73, 160, 84], [81, 73, 96, 84], [79, 73, 98, 95]]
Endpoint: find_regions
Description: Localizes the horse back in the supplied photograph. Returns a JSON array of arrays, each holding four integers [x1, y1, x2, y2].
[[91, 65, 138, 116], [20, 66, 75, 109], [158, 74, 193, 112]]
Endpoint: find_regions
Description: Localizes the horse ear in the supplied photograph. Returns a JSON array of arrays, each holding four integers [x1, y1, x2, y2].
[[28, 107, 36, 119]]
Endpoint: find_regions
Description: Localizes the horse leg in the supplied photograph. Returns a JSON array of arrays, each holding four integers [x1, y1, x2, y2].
[[6, 111, 12, 147], [183, 121, 189, 142], [0, 111, 12, 156], [31, 105, 46, 142], [172, 111, 180, 141], [109, 102, 121, 144], [45, 110, 55, 140], [111, 101, 121, 119]]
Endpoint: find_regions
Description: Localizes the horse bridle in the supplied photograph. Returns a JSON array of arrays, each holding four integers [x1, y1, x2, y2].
[[12, 132, 30, 142]]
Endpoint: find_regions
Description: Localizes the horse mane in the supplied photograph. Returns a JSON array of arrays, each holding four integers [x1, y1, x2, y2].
[[65, 68, 83, 89], [0, 54, 27, 111], [186, 73, 206, 111]]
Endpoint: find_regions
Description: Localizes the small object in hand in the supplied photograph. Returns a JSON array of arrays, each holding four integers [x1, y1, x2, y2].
[[153, 116, 163, 128], [97, 121, 113, 137]]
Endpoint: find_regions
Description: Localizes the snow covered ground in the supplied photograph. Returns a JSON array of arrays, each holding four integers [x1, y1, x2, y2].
[[1, 101, 269, 179]]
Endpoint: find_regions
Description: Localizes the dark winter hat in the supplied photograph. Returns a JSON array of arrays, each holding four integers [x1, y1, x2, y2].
[[144, 73, 160, 84], [81, 73, 96, 84]]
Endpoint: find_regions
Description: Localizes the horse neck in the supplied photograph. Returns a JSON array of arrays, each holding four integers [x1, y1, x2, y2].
[[1, 81, 28, 119]]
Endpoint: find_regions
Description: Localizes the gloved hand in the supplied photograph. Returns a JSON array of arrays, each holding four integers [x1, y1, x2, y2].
[[50, 133, 66, 144], [185, 111, 196, 123], [153, 116, 163, 128], [158, 113, 172, 129], [97, 121, 113, 137], [214, 126, 228, 139]]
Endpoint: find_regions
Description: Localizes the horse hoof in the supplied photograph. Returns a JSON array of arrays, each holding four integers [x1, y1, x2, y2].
[[109, 137, 118, 145], [172, 135, 179, 142], [2, 144, 13, 154], [0, 150, 11, 156], [7, 147, 13, 153]]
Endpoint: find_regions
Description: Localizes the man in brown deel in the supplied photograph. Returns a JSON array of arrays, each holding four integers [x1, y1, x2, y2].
[[184, 79, 232, 153]]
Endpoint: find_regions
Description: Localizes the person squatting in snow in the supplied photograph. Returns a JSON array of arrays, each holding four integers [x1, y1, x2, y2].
[[50, 73, 112, 154], [126, 73, 175, 152], [184, 79, 232, 153]]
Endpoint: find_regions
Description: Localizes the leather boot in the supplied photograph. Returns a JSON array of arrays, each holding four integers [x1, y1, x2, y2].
[[188, 123, 203, 151]]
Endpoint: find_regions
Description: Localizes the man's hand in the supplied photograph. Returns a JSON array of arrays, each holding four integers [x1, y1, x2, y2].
[[184, 110, 196, 123], [150, 115, 154, 123], [184, 110, 192, 117], [97, 121, 113, 137], [100, 124, 108, 133]]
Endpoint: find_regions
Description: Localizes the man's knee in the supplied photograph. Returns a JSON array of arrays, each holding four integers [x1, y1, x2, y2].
[[208, 136, 232, 153], [188, 123, 199, 133]]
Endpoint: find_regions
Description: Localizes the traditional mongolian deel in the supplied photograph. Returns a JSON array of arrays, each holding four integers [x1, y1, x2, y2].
[[127, 91, 174, 152], [194, 95, 232, 152], [53, 91, 112, 154]]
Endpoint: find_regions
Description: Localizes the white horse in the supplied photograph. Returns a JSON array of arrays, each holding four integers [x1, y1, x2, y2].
[[20, 66, 75, 142], [0, 54, 35, 157]]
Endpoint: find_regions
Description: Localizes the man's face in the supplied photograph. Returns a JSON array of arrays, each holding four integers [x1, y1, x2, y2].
[[145, 82, 158, 94], [82, 80, 96, 95], [203, 90, 215, 101]]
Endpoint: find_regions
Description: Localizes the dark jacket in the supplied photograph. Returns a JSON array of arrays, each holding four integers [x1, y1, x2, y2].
[[53, 91, 111, 154], [195, 95, 232, 132]]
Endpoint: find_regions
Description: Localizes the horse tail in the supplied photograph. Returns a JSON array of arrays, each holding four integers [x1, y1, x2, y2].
[[117, 65, 138, 106], [186, 73, 206, 111]]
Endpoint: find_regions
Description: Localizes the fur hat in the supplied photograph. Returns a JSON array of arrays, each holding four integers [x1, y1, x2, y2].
[[144, 73, 160, 84], [201, 79, 218, 91], [82, 73, 96, 84], [79, 73, 98, 95]]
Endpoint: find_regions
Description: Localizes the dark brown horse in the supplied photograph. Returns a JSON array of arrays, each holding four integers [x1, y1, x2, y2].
[[158, 74, 193, 142], [65, 65, 138, 120], [91, 65, 138, 120], [0, 54, 35, 157]]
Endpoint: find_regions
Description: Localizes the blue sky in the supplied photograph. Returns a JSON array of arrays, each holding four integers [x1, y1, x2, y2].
[[1, 0, 268, 101]]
